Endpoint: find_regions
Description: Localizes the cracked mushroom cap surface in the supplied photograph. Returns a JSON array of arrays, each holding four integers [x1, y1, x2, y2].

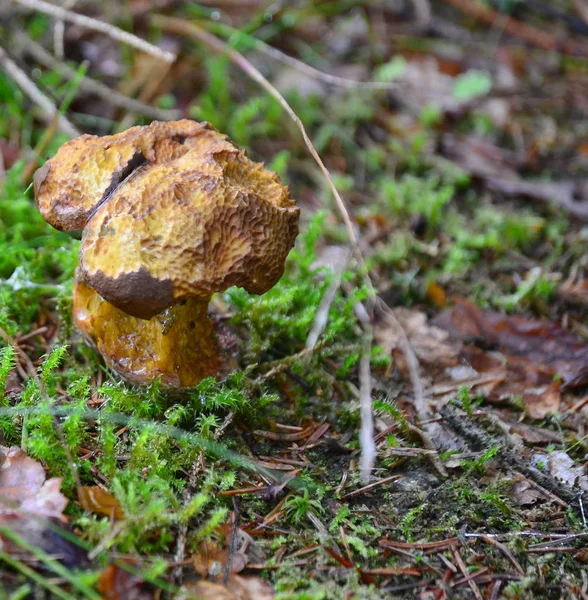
[[35, 120, 300, 319]]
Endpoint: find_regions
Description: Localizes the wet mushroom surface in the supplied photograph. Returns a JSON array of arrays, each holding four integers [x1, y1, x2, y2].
[[34, 120, 300, 387]]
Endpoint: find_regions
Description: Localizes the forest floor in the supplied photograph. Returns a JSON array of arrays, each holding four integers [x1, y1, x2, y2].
[[1, 1, 588, 598]]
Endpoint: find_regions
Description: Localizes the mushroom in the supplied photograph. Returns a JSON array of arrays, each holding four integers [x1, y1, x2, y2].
[[35, 120, 299, 387]]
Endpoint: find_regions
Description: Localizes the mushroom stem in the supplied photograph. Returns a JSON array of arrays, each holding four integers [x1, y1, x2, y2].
[[73, 278, 228, 387]]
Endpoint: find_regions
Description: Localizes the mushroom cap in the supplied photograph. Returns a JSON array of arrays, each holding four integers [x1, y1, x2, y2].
[[35, 120, 299, 320], [35, 120, 207, 233]]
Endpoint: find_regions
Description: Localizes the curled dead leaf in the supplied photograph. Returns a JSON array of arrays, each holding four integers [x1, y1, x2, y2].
[[0, 446, 87, 567], [98, 561, 155, 600], [193, 540, 247, 578], [79, 486, 125, 520], [0, 445, 67, 519]]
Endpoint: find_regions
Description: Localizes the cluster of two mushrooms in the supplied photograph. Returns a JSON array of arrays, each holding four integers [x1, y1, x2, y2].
[[35, 120, 299, 387]]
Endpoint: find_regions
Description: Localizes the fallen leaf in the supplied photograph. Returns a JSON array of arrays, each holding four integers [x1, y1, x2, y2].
[[548, 451, 588, 491], [0, 446, 67, 520], [426, 282, 447, 308], [560, 279, 588, 307], [511, 477, 544, 506], [193, 540, 247, 578], [183, 575, 274, 600], [79, 486, 125, 520], [0, 513, 88, 568], [182, 581, 236, 600], [507, 421, 562, 444], [375, 308, 460, 370], [0, 446, 87, 567], [98, 561, 155, 600], [434, 298, 588, 389], [522, 382, 561, 420], [0, 139, 20, 170], [442, 135, 588, 221]]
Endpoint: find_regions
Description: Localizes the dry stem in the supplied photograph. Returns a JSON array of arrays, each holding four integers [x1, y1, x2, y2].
[[0, 45, 79, 137], [14, 0, 176, 62]]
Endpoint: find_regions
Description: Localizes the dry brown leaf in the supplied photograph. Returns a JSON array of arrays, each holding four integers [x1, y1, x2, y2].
[[511, 477, 544, 506], [507, 421, 561, 444], [182, 580, 237, 600], [183, 575, 274, 600], [0, 445, 67, 520], [434, 298, 588, 390], [193, 540, 247, 578], [0, 446, 87, 567], [98, 561, 155, 600], [426, 282, 447, 308], [79, 486, 125, 520], [522, 382, 561, 420], [375, 308, 459, 368], [442, 135, 588, 221], [548, 451, 588, 491], [560, 279, 588, 307]]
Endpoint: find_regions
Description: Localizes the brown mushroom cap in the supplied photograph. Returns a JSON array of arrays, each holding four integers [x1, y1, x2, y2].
[[35, 120, 299, 320]]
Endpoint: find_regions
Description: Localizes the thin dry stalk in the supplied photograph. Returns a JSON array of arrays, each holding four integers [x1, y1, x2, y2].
[[359, 328, 376, 483], [14, 0, 176, 62], [452, 548, 483, 600], [480, 536, 524, 576], [305, 249, 350, 352], [15, 31, 181, 121], [53, 0, 78, 58], [215, 26, 405, 91], [0, 45, 78, 137]]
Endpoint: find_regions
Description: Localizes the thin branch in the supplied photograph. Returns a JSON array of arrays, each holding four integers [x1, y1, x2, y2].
[[209, 22, 405, 91], [0, 45, 78, 137], [443, 0, 588, 56], [359, 328, 376, 483], [14, 0, 176, 63], [14, 31, 181, 121], [53, 0, 77, 59], [305, 249, 350, 352]]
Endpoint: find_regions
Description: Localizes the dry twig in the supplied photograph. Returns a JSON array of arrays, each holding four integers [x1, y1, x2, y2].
[[14, 31, 181, 121], [14, 0, 176, 62], [0, 45, 78, 137]]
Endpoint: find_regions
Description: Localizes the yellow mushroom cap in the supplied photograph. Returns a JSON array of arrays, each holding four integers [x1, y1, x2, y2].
[[35, 120, 300, 319], [34, 120, 207, 232]]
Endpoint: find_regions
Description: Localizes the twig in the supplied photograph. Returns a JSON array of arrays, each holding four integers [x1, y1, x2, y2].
[[305, 249, 350, 352], [528, 533, 588, 549], [480, 536, 524, 576], [339, 474, 402, 501], [0, 45, 78, 137], [223, 498, 240, 585], [359, 327, 376, 483], [452, 547, 483, 600], [53, 0, 77, 59], [205, 21, 413, 92], [14, 0, 176, 63], [443, 0, 588, 56], [15, 31, 181, 121]]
